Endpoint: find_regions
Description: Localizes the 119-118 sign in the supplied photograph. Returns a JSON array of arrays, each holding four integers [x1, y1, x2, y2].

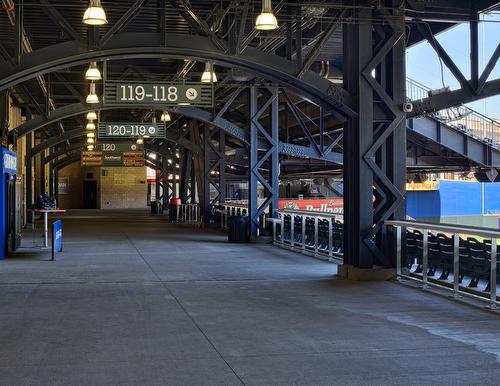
[[104, 81, 213, 107]]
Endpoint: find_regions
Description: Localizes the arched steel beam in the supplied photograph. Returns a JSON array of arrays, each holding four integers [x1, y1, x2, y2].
[[53, 153, 81, 171], [32, 128, 203, 158], [45, 142, 177, 166], [45, 142, 84, 163], [53, 151, 165, 171], [32, 129, 84, 156], [0, 33, 355, 116], [17, 102, 343, 164], [14, 102, 248, 144]]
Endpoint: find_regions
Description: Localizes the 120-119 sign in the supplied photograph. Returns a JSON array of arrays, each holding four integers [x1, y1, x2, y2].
[[98, 122, 166, 139]]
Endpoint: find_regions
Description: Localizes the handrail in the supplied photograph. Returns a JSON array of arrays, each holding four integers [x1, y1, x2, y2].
[[406, 78, 500, 148], [385, 219, 498, 309], [278, 208, 344, 219], [386, 220, 500, 239], [176, 203, 202, 226], [272, 209, 343, 262]]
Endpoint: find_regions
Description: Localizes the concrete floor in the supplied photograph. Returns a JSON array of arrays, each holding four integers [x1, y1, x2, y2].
[[0, 209, 499, 386]]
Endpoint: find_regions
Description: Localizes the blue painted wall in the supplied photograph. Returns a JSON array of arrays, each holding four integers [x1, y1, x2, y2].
[[407, 180, 500, 219]]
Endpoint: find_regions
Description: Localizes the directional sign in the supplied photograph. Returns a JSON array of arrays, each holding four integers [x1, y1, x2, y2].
[[82, 151, 145, 167], [104, 81, 214, 107], [98, 122, 166, 139], [96, 142, 144, 153]]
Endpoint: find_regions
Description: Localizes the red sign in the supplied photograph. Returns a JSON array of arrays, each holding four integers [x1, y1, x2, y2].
[[278, 198, 344, 214]]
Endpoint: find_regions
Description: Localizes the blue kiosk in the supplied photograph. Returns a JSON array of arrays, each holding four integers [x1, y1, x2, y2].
[[0, 147, 17, 259]]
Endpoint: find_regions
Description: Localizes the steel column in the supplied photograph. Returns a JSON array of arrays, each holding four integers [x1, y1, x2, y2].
[[202, 126, 225, 222], [343, 1, 406, 268], [249, 86, 280, 238], [25, 131, 33, 224]]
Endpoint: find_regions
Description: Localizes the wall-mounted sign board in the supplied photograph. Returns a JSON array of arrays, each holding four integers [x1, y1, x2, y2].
[[98, 123, 166, 139], [104, 81, 214, 107]]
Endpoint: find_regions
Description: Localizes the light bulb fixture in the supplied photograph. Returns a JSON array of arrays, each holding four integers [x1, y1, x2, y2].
[[201, 62, 217, 83], [160, 111, 171, 122], [85, 62, 101, 80], [86, 132, 95, 138], [86, 122, 96, 130], [83, 0, 108, 25], [86, 111, 97, 121], [86, 83, 99, 104], [87, 145, 94, 151], [136, 138, 144, 145], [87, 137, 95, 144], [255, 0, 278, 30]]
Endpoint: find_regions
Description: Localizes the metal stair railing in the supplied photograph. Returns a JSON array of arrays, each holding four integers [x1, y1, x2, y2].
[[406, 78, 500, 149]]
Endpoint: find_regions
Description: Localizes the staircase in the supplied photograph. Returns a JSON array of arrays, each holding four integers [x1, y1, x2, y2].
[[406, 78, 500, 169]]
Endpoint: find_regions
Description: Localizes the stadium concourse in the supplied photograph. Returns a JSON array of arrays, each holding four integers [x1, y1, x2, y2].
[[0, 209, 498, 385], [0, 0, 499, 385]]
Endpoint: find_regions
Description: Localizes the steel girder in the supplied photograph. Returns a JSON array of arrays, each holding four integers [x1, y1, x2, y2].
[[249, 86, 280, 238], [0, 33, 355, 117], [202, 126, 226, 222], [12, 102, 343, 164], [407, 116, 500, 168], [410, 79, 500, 117], [343, 1, 406, 268]]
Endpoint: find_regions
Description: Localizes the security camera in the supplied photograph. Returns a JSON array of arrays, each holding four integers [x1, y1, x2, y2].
[[403, 102, 413, 113]]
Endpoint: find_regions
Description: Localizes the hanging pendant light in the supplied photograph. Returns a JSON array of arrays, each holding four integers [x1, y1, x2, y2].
[[83, 0, 108, 25], [87, 145, 94, 151], [85, 62, 101, 81], [86, 122, 96, 130], [160, 111, 171, 122], [87, 137, 95, 144], [86, 111, 97, 121], [255, 0, 278, 30], [86, 132, 95, 138], [201, 62, 217, 83], [86, 83, 99, 104], [136, 138, 144, 145]]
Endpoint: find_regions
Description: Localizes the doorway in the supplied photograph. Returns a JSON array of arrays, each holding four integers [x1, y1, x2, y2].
[[83, 180, 98, 209]]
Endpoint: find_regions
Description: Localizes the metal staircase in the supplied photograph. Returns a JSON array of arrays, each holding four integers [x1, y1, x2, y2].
[[406, 78, 500, 169]]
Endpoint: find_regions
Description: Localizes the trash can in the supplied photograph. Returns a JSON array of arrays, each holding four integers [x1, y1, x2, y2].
[[151, 200, 163, 214], [228, 216, 249, 243], [169, 198, 181, 221]]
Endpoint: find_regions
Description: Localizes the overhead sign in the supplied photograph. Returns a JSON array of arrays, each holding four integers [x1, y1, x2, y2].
[[98, 122, 166, 139], [104, 81, 214, 107], [82, 151, 145, 167], [1, 148, 17, 175], [82, 151, 103, 166], [96, 142, 144, 153], [123, 152, 145, 167]]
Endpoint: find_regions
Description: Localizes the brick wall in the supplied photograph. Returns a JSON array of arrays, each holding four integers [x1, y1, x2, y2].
[[100, 167, 147, 209]]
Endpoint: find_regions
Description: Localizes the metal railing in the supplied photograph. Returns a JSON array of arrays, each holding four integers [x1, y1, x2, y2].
[[176, 204, 202, 226], [270, 209, 344, 262], [216, 202, 269, 231], [406, 78, 500, 148], [386, 220, 499, 309]]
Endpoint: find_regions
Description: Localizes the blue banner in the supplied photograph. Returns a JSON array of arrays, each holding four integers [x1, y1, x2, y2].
[[52, 220, 63, 260], [1, 148, 17, 175]]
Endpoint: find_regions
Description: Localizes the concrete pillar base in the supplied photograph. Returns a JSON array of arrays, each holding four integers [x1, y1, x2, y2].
[[337, 264, 396, 281]]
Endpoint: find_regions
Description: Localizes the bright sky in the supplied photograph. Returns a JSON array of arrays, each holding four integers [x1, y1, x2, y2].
[[406, 13, 500, 118]]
